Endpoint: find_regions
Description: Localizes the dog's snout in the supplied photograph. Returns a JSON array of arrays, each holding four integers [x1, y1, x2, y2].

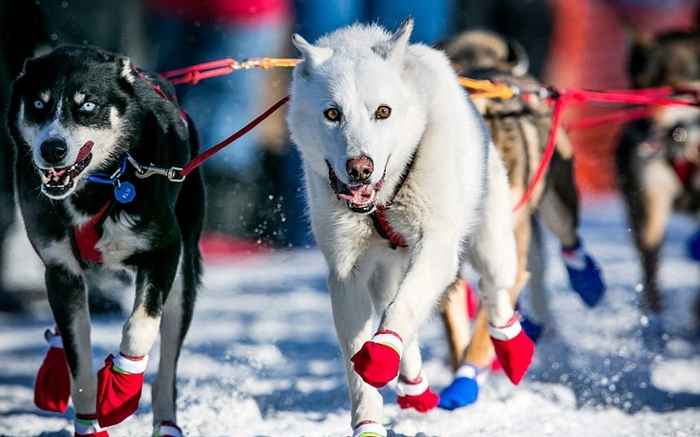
[[40, 139, 68, 165], [346, 156, 374, 183]]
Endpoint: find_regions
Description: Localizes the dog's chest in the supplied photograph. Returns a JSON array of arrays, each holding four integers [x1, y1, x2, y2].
[[94, 213, 149, 265]]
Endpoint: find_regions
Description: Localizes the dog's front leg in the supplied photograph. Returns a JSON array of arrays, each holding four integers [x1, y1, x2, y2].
[[42, 266, 98, 426], [327, 271, 385, 434], [468, 147, 534, 385], [96, 248, 180, 428], [350, 235, 459, 417]]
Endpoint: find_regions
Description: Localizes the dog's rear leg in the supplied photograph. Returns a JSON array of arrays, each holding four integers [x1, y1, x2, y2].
[[96, 249, 180, 427], [438, 276, 471, 371], [151, 262, 194, 433], [44, 266, 100, 428]]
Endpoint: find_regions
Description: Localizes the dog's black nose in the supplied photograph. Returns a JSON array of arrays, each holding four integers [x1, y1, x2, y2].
[[40, 139, 68, 165], [346, 156, 374, 183]]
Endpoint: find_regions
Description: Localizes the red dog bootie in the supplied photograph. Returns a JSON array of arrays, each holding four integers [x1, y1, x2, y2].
[[153, 421, 183, 437], [351, 330, 403, 388], [396, 371, 439, 412], [74, 413, 109, 437], [96, 352, 148, 427], [34, 329, 71, 413], [352, 420, 387, 437], [489, 313, 535, 385]]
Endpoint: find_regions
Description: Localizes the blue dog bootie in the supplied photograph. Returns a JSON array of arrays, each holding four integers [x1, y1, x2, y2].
[[561, 238, 606, 307], [438, 363, 485, 410], [686, 228, 700, 262]]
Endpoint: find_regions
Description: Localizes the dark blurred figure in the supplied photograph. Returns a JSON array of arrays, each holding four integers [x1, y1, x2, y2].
[[0, 1, 45, 313], [0, 1, 149, 314], [144, 0, 296, 249], [455, 0, 553, 80]]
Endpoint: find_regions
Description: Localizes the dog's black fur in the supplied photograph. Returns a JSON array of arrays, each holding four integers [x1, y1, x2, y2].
[[7, 45, 204, 427]]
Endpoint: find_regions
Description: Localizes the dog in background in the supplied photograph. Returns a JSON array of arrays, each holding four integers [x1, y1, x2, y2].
[[436, 30, 606, 410], [287, 19, 535, 437], [8, 45, 204, 436], [615, 24, 700, 345]]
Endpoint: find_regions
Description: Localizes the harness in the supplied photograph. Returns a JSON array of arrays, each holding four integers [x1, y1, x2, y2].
[[369, 152, 416, 250]]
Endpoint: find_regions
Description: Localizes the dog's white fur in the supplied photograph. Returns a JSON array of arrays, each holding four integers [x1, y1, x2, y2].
[[287, 19, 517, 430]]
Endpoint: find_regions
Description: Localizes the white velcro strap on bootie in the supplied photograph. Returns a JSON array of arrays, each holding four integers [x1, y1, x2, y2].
[[353, 421, 387, 437], [488, 316, 523, 341], [396, 371, 430, 397], [113, 353, 149, 374]]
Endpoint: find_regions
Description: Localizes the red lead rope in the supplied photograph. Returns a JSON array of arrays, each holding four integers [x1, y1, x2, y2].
[[178, 95, 290, 178]]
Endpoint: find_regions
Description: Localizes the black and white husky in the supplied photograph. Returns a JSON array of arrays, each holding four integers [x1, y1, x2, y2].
[[7, 45, 204, 436]]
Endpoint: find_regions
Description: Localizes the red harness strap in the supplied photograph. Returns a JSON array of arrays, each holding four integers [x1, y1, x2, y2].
[[73, 201, 112, 264], [371, 208, 408, 249]]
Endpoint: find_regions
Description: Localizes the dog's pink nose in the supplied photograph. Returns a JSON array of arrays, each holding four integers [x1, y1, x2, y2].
[[346, 156, 374, 183]]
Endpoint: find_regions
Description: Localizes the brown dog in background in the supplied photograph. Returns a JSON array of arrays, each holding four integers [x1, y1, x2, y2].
[[436, 30, 606, 410], [615, 24, 700, 348]]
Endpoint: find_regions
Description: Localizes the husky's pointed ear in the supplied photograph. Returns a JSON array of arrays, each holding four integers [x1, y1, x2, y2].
[[373, 17, 414, 62], [116, 55, 136, 85], [292, 34, 333, 76]]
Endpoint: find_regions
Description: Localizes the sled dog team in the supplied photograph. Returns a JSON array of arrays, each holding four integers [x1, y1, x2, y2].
[[7, 15, 697, 437]]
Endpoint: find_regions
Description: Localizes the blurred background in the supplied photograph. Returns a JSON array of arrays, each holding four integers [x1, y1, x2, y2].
[[0, 0, 698, 313]]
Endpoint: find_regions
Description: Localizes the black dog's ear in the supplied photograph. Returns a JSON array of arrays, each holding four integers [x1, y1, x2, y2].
[[116, 55, 137, 85]]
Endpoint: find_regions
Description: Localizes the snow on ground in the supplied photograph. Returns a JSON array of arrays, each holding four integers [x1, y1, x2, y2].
[[1, 193, 699, 437]]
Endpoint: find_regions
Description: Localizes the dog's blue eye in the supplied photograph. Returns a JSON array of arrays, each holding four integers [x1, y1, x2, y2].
[[33, 100, 44, 110], [81, 102, 96, 112]]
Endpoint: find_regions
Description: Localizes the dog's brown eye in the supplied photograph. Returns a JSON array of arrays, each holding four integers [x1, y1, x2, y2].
[[375, 105, 391, 120], [324, 107, 341, 122]]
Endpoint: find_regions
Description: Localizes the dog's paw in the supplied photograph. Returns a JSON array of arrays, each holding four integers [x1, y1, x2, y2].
[[352, 420, 387, 437], [520, 314, 545, 343], [489, 315, 535, 385], [640, 313, 668, 353], [438, 364, 482, 410], [74, 413, 109, 436], [396, 371, 439, 412], [351, 330, 402, 388], [153, 421, 183, 437], [687, 228, 700, 262], [562, 241, 606, 307], [34, 329, 71, 413], [96, 353, 148, 427]]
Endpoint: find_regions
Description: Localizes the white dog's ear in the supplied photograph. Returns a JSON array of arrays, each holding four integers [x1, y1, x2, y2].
[[373, 17, 414, 63], [292, 34, 333, 75]]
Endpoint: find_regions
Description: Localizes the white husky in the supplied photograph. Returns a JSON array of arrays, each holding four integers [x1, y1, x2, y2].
[[287, 19, 534, 436]]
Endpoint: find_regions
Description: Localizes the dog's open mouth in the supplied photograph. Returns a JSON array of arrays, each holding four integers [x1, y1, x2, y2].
[[328, 163, 385, 214], [39, 141, 94, 196]]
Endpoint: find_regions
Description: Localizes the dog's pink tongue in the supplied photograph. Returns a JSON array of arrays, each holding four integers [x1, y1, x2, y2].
[[338, 185, 374, 202], [76, 141, 94, 163]]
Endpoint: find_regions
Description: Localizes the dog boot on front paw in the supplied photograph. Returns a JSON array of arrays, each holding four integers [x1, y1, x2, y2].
[[352, 420, 387, 437], [687, 228, 700, 262], [96, 352, 148, 427], [520, 314, 545, 343], [640, 312, 668, 352], [74, 413, 110, 437], [351, 330, 402, 388], [396, 371, 439, 412], [438, 363, 484, 410], [489, 314, 535, 385], [34, 329, 71, 413], [562, 239, 606, 307], [153, 421, 183, 437]]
